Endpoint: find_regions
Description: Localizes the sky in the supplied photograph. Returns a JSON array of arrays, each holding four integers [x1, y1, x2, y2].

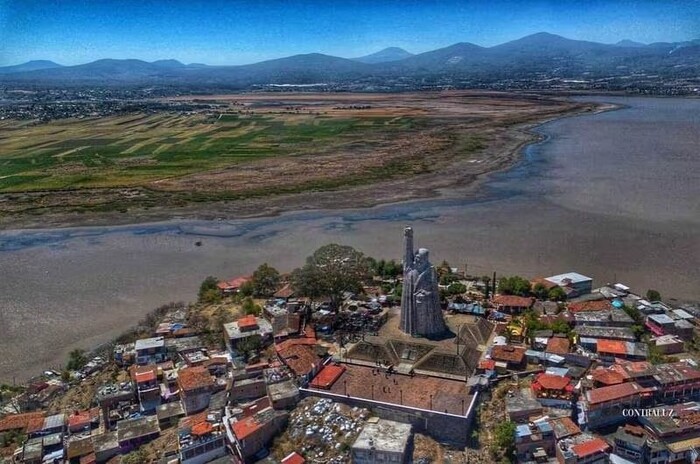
[[1, 0, 699, 66]]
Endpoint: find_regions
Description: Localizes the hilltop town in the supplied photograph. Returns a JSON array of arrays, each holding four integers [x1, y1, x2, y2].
[[1, 227, 699, 464]]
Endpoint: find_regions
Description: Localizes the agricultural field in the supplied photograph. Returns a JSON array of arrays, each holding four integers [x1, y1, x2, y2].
[[0, 91, 595, 228], [0, 112, 415, 192]]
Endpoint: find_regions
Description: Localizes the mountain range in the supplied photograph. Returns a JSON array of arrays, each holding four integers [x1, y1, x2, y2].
[[1, 33, 698, 87]]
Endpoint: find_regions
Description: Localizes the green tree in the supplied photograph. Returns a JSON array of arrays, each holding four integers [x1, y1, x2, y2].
[[66, 349, 87, 371], [198, 276, 221, 303], [498, 276, 532, 296], [242, 297, 262, 316], [646, 289, 662, 302], [447, 282, 467, 295], [494, 421, 516, 456], [238, 280, 255, 297], [440, 273, 459, 286], [291, 244, 370, 310], [200, 288, 222, 305], [532, 283, 549, 300], [251, 263, 281, 297], [548, 287, 567, 302]]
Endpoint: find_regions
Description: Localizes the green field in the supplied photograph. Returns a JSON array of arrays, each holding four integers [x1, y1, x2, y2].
[[0, 113, 416, 192]]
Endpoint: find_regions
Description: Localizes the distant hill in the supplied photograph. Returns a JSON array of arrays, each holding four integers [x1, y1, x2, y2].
[[352, 47, 414, 64], [0, 60, 63, 74], [2, 33, 698, 86]]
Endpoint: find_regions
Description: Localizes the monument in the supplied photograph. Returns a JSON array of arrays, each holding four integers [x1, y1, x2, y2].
[[400, 227, 448, 338]]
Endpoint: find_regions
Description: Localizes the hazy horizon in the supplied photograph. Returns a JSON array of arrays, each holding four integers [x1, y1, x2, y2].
[[2, 0, 699, 67]]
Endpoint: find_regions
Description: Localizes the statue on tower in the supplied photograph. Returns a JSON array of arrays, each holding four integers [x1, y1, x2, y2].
[[400, 227, 447, 338]]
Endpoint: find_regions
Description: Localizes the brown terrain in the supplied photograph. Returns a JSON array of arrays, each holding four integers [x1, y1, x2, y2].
[[0, 91, 599, 229]]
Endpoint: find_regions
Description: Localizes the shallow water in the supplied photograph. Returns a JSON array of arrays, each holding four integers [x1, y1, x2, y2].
[[0, 96, 698, 382]]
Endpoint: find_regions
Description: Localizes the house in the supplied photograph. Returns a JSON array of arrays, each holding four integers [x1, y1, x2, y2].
[[490, 345, 527, 371], [582, 382, 651, 429], [134, 337, 167, 365], [531, 373, 574, 405], [568, 300, 612, 313], [0, 412, 45, 435], [130, 365, 161, 413], [645, 314, 675, 336], [491, 295, 534, 314], [351, 419, 413, 464], [178, 412, 227, 464], [276, 338, 324, 382], [267, 380, 300, 410], [273, 283, 296, 301], [156, 402, 185, 429], [515, 417, 555, 463], [217, 276, 251, 295], [549, 417, 581, 441], [230, 406, 288, 459], [67, 408, 100, 434], [178, 366, 215, 415], [638, 401, 700, 464], [223, 316, 273, 357], [652, 361, 700, 402], [649, 334, 685, 354], [544, 272, 593, 298], [596, 339, 648, 362], [556, 434, 610, 464], [116, 416, 160, 453], [612, 424, 650, 463], [92, 431, 120, 463], [505, 388, 544, 423], [546, 337, 570, 356]]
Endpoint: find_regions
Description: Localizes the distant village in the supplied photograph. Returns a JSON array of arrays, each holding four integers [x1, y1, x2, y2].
[[1, 227, 699, 464]]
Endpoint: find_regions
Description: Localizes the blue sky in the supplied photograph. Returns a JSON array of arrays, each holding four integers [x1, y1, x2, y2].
[[1, 0, 699, 66]]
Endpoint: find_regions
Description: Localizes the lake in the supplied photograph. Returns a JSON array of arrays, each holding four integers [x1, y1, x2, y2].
[[0, 96, 698, 382]]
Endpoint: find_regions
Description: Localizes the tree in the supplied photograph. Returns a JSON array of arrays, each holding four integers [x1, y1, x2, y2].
[[242, 297, 262, 316], [440, 273, 459, 286], [200, 288, 222, 305], [498, 276, 532, 296], [198, 276, 221, 303], [646, 289, 661, 302], [532, 283, 549, 300], [238, 280, 254, 297], [494, 421, 516, 456], [447, 282, 467, 295], [251, 263, 281, 297], [291, 244, 370, 310], [548, 287, 567, 302], [66, 349, 87, 371]]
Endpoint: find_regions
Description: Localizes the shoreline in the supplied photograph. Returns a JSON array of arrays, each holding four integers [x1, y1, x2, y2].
[[0, 99, 617, 234]]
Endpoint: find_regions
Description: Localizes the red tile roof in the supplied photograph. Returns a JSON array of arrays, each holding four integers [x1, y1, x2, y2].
[[238, 315, 259, 330], [591, 367, 627, 386], [546, 337, 570, 355], [177, 366, 214, 392], [274, 284, 295, 299], [310, 364, 346, 389], [0, 412, 44, 433], [492, 295, 534, 308], [68, 411, 93, 429], [597, 339, 627, 355], [568, 300, 612, 312], [490, 345, 526, 364], [571, 437, 610, 458], [129, 365, 158, 382], [478, 359, 496, 370], [278, 344, 319, 377], [191, 422, 214, 436], [533, 373, 571, 391], [282, 452, 306, 464], [232, 415, 262, 440], [586, 382, 643, 405]]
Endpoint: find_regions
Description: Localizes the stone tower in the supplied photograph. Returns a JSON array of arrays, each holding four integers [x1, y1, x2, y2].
[[400, 227, 447, 338]]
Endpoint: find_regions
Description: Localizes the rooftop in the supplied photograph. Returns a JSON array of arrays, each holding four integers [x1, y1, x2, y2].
[[0, 412, 44, 433], [571, 437, 610, 458], [586, 382, 645, 405], [278, 343, 321, 377], [546, 337, 570, 355], [177, 366, 214, 392], [533, 373, 571, 391], [223, 316, 273, 340], [648, 313, 675, 325], [135, 337, 165, 351], [352, 419, 412, 453], [490, 345, 526, 364], [492, 294, 534, 308], [312, 363, 473, 415], [569, 300, 612, 312], [117, 416, 160, 442], [549, 417, 580, 440], [545, 272, 592, 286]]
